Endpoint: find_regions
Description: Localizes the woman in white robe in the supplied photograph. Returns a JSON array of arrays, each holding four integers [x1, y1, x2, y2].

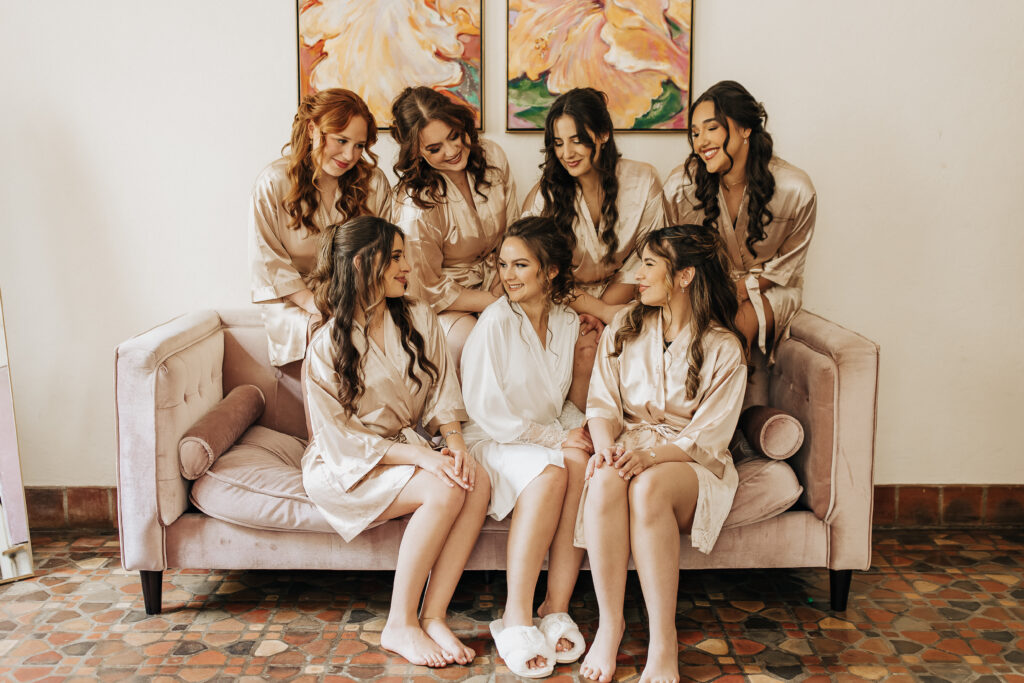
[[250, 88, 390, 368], [662, 80, 816, 359], [390, 86, 519, 372], [578, 224, 747, 683], [301, 216, 490, 669], [520, 87, 667, 408], [460, 217, 593, 676]]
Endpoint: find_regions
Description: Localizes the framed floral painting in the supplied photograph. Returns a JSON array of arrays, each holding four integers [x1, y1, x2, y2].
[[507, 1, 692, 131], [298, 0, 483, 128]]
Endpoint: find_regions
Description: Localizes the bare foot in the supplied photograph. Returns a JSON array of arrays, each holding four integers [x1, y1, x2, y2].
[[638, 640, 680, 683], [579, 620, 624, 683], [421, 617, 475, 665], [380, 622, 448, 668]]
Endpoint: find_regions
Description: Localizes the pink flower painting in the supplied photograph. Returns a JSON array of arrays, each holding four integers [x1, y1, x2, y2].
[[507, 0, 692, 130], [298, 0, 482, 127]]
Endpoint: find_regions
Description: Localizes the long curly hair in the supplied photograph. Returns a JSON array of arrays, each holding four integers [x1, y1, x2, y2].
[[502, 216, 576, 307], [282, 89, 379, 234], [309, 216, 438, 416], [390, 86, 493, 210], [685, 80, 775, 257], [538, 88, 620, 262], [612, 224, 745, 400]]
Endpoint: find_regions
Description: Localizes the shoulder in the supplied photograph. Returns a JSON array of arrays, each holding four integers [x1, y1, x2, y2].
[[703, 325, 745, 367], [606, 302, 639, 336], [770, 157, 816, 202], [479, 137, 509, 167], [617, 157, 660, 185], [551, 303, 580, 334], [475, 297, 518, 334], [663, 161, 694, 190], [406, 299, 440, 331], [307, 321, 335, 361], [252, 157, 291, 196], [368, 166, 391, 192], [522, 181, 543, 212]]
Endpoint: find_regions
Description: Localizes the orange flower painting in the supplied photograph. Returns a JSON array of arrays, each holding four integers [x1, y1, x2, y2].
[[298, 0, 482, 127], [507, 0, 692, 130]]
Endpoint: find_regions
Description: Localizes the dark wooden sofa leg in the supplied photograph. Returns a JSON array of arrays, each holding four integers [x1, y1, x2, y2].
[[140, 570, 163, 615], [829, 569, 852, 611]]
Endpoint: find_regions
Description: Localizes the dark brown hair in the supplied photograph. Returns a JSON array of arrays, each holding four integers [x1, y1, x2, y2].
[[282, 89, 379, 233], [501, 216, 576, 307], [612, 224, 744, 399]]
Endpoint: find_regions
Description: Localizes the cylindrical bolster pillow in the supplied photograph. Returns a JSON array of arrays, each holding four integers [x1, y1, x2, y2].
[[739, 405, 804, 460], [179, 384, 266, 480]]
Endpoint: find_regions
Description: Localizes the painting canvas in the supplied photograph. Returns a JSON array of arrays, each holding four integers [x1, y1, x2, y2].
[[298, 0, 483, 128], [507, 1, 692, 131]]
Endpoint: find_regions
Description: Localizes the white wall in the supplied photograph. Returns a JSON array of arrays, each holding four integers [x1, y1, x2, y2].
[[0, 1, 1021, 486]]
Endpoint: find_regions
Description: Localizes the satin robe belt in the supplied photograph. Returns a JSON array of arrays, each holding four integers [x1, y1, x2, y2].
[[743, 272, 769, 354], [443, 259, 498, 292], [576, 275, 613, 299], [618, 423, 727, 479], [383, 426, 433, 455]]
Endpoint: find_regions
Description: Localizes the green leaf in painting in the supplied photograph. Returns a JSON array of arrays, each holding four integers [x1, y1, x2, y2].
[[508, 76, 553, 108], [633, 80, 683, 129]]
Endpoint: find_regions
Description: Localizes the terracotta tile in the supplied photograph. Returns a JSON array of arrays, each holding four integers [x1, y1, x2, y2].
[[873, 485, 896, 526], [896, 486, 943, 526], [25, 487, 65, 529], [942, 486, 984, 525], [67, 487, 113, 528], [985, 486, 1024, 525]]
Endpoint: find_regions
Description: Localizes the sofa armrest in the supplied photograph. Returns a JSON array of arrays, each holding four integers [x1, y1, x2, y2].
[[770, 310, 879, 570], [115, 310, 225, 571]]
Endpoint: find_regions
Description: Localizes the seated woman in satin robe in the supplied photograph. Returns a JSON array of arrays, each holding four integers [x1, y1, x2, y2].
[[578, 224, 747, 683], [249, 88, 391, 370], [301, 216, 490, 668], [390, 86, 519, 372], [521, 87, 667, 407], [663, 80, 817, 358], [459, 217, 593, 676]]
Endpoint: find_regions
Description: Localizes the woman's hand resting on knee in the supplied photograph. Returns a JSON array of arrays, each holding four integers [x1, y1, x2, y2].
[[416, 448, 475, 490], [585, 444, 623, 480], [561, 427, 593, 453], [610, 449, 654, 481]]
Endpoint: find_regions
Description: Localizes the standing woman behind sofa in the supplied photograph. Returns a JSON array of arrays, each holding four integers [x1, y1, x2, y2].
[[302, 216, 490, 668], [390, 86, 519, 370], [249, 88, 391, 369], [522, 87, 667, 406], [460, 217, 593, 678], [578, 225, 746, 683], [663, 80, 816, 358]]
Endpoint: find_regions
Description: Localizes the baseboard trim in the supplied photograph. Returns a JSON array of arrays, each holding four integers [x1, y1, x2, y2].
[[23, 484, 1024, 531]]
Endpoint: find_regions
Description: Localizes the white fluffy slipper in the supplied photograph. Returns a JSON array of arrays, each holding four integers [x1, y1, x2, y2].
[[537, 612, 586, 664], [489, 618, 556, 678]]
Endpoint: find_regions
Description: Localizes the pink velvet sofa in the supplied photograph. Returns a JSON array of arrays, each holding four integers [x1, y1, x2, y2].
[[115, 308, 879, 616]]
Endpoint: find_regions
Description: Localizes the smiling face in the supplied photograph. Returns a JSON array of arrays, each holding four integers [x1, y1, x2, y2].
[[690, 100, 750, 176], [310, 115, 368, 178], [381, 234, 411, 299], [418, 119, 469, 176], [499, 236, 552, 305], [552, 115, 605, 181], [635, 244, 694, 307]]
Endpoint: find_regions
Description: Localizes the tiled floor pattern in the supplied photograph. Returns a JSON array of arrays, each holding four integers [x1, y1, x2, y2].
[[0, 529, 1021, 682]]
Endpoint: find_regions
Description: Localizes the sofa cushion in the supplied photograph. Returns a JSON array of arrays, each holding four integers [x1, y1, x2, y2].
[[179, 384, 265, 480], [189, 425, 334, 533], [739, 405, 804, 460], [724, 455, 803, 529]]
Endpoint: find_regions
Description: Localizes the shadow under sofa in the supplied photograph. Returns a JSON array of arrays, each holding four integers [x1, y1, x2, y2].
[[115, 308, 879, 616]]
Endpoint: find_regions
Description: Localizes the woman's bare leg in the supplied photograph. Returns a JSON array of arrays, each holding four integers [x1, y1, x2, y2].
[[417, 470, 491, 664], [538, 447, 589, 653], [567, 327, 599, 411], [377, 470, 467, 668], [735, 294, 775, 357], [629, 463, 699, 683], [440, 313, 477, 379], [579, 466, 630, 683], [500, 465, 566, 672]]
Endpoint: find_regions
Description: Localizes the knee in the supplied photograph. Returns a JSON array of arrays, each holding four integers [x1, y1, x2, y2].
[[587, 465, 627, 504], [561, 448, 589, 483], [424, 477, 467, 514], [467, 468, 492, 508], [627, 472, 671, 518]]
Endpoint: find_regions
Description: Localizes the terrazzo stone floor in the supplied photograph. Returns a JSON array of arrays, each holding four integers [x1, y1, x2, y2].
[[0, 528, 1021, 682]]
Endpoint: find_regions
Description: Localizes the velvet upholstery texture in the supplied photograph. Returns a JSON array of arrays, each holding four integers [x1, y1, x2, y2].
[[179, 384, 265, 479], [116, 308, 878, 601], [739, 405, 805, 460]]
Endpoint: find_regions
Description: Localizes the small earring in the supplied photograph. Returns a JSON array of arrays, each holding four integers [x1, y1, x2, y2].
[[743, 138, 748, 145]]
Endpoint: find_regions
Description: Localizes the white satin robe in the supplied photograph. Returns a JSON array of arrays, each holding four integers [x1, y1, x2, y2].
[[392, 139, 519, 323], [301, 301, 467, 542], [460, 298, 584, 520], [249, 158, 392, 366], [663, 157, 816, 354], [522, 158, 667, 297], [583, 306, 747, 553]]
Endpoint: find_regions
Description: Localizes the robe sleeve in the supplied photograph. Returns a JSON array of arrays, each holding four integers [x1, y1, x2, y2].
[[520, 182, 542, 218], [461, 312, 568, 449], [759, 190, 817, 288], [249, 168, 305, 303], [394, 198, 463, 312], [418, 306, 469, 434], [662, 163, 697, 226], [614, 172, 668, 285], [368, 167, 393, 221], [671, 337, 747, 478], [585, 318, 626, 436], [304, 328, 394, 492], [496, 146, 521, 228]]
